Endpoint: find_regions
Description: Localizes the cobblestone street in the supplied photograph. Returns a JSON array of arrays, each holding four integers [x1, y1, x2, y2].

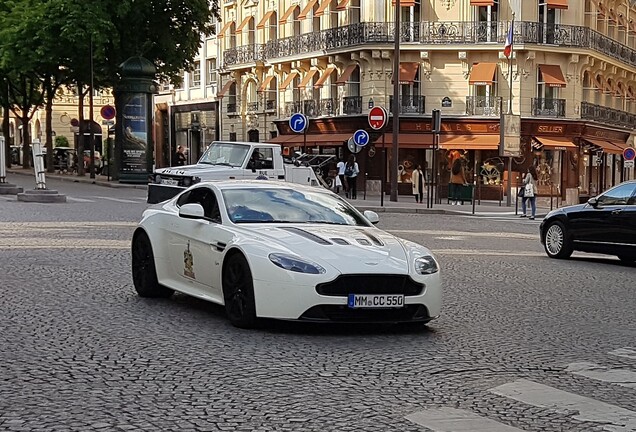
[[1, 177, 635, 432]]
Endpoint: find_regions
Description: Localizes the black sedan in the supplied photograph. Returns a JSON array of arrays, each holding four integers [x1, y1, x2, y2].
[[540, 180, 636, 263]]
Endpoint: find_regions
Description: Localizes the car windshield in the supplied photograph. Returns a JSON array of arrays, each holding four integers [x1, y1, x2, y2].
[[221, 188, 371, 226], [198, 142, 250, 167]]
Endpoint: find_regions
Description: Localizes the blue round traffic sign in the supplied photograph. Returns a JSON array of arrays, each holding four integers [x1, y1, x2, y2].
[[289, 113, 308, 133], [353, 129, 370, 147], [100, 105, 116, 120], [624, 147, 636, 161]]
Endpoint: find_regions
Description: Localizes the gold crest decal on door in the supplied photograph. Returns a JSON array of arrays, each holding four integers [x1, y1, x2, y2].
[[184, 241, 195, 279]]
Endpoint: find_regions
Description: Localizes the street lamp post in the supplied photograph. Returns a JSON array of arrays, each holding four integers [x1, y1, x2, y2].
[[390, 0, 401, 202], [88, 33, 96, 179]]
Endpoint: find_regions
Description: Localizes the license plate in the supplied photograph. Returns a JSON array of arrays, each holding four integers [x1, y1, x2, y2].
[[347, 294, 405, 309], [161, 178, 179, 186]]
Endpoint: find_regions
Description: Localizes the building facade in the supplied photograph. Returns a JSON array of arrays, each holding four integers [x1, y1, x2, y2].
[[218, 0, 636, 202]]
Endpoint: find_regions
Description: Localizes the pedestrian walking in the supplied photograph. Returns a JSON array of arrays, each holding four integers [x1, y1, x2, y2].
[[412, 164, 424, 203], [344, 155, 359, 199], [336, 158, 347, 195], [449, 158, 467, 205], [520, 165, 538, 219], [175, 146, 187, 166]]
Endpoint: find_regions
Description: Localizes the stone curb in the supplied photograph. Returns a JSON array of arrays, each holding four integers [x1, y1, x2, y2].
[[6, 169, 148, 190]]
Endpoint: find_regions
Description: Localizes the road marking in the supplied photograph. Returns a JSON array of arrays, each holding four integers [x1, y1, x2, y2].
[[406, 407, 530, 432], [610, 348, 636, 360], [67, 197, 95, 203], [94, 196, 144, 204], [567, 362, 636, 389], [490, 379, 636, 432]]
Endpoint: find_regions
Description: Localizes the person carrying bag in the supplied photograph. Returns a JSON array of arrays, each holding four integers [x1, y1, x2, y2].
[[520, 165, 538, 220]]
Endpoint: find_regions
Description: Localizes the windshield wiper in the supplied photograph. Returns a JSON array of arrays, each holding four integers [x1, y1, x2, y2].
[[213, 162, 232, 166]]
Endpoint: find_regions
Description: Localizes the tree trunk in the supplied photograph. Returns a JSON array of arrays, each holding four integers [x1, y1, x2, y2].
[[2, 105, 9, 168], [45, 96, 54, 173], [21, 109, 30, 169], [77, 82, 85, 176]]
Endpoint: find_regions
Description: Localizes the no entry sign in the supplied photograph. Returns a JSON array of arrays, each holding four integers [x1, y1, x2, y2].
[[368, 106, 388, 130]]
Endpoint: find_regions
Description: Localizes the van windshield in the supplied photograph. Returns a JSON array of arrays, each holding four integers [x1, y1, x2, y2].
[[198, 142, 250, 167]]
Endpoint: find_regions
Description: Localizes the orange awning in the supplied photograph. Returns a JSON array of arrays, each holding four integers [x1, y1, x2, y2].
[[392, 0, 417, 6], [279, 5, 298, 23], [398, 62, 419, 84], [583, 139, 623, 155], [381, 134, 433, 148], [279, 72, 299, 90], [440, 135, 500, 150], [533, 136, 576, 150], [538, 64, 567, 88], [335, 0, 350, 10], [298, 0, 319, 20], [257, 11, 275, 29], [298, 70, 319, 88], [258, 75, 275, 92], [336, 64, 357, 85], [217, 21, 234, 38], [235, 16, 253, 33], [469, 63, 498, 85], [313, 66, 337, 88], [547, 0, 568, 9], [314, 0, 331, 16], [470, 0, 495, 5], [217, 80, 235, 98]]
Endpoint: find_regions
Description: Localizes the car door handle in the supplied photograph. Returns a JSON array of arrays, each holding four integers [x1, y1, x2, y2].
[[611, 209, 623, 214]]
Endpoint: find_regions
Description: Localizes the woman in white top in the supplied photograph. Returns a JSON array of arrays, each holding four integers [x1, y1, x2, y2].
[[336, 159, 346, 194], [521, 165, 538, 220], [344, 155, 360, 199]]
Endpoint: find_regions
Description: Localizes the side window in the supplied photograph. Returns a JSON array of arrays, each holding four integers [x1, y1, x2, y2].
[[176, 191, 192, 207], [628, 189, 636, 206], [597, 184, 636, 206], [178, 187, 221, 222], [248, 148, 274, 170]]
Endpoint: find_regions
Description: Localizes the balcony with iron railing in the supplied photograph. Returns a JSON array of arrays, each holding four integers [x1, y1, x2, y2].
[[389, 95, 426, 115], [343, 96, 362, 115], [532, 98, 566, 118], [226, 101, 238, 114], [223, 21, 636, 70], [581, 101, 636, 129], [246, 102, 259, 112], [466, 96, 502, 116], [284, 98, 341, 117]]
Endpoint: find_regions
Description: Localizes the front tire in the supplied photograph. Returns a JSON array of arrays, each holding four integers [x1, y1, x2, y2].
[[132, 232, 174, 298], [543, 221, 573, 259], [222, 253, 257, 329]]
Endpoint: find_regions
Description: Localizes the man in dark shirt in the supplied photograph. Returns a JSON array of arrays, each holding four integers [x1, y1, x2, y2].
[[175, 146, 187, 166]]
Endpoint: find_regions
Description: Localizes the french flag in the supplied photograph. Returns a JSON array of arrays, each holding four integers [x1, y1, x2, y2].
[[503, 18, 514, 58]]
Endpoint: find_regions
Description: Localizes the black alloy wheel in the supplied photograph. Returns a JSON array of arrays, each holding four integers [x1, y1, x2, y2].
[[131, 232, 174, 298], [222, 253, 257, 329], [543, 221, 573, 259]]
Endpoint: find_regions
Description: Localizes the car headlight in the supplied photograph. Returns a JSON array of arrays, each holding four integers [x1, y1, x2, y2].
[[414, 256, 438, 275], [269, 253, 326, 274]]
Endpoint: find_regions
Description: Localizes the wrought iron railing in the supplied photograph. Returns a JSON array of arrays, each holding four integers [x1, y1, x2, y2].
[[343, 96, 362, 114], [226, 102, 238, 113], [265, 100, 276, 111], [389, 95, 425, 114], [284, 101, 302, 117], [318, 98, 337, 116], [581, 101, 636, 129], [246, 102, 259, 112], [223, 21, 636, 70], [466, 96, 502, 116], [532, 98, 566, 117]]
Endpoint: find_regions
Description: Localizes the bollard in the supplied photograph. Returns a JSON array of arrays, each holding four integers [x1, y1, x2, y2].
[[32, 140, 47, 190], [0, 136, 6, 183]]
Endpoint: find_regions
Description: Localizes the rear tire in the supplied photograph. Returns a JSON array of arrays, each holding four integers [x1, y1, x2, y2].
[[543, 221, 573, 259], [132, 232, 174, 298], [222, 253, 257, 329]]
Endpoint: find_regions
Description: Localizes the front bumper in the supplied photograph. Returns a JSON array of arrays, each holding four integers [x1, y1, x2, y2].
[[252, 272, 442, 323], [147, 183, 186, 204]]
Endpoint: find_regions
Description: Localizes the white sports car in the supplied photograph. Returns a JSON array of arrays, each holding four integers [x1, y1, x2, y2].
[[132, 180, 442, 328]]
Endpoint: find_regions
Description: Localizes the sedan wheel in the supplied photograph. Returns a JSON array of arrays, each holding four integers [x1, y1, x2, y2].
[[132, 232, 174, 298], [544, 221, 573, 259], [222, 253, 257, 329]]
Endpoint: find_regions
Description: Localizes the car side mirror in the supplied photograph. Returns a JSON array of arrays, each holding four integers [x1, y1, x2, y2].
[[587, 197, 599, 208], [364, 210, 380, 225], [179, 203, 205, 220]]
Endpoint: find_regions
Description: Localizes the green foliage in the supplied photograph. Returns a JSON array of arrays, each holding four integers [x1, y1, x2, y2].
[[54, 135, 69, 147]]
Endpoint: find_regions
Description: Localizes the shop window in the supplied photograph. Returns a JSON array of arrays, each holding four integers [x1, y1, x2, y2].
[[476, 0, 498, 43]]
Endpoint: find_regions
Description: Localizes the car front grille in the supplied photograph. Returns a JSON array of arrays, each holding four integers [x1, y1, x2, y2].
[[299, 305, 430, 323], [316, 274, 424, 297]]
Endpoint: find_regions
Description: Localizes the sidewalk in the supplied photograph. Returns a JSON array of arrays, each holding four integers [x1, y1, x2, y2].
[[5, 167, 553, 217]]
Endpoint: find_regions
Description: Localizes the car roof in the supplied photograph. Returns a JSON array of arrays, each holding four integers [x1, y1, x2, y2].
[[196, 179, 331, 194], [211, 140, 280, 148]]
